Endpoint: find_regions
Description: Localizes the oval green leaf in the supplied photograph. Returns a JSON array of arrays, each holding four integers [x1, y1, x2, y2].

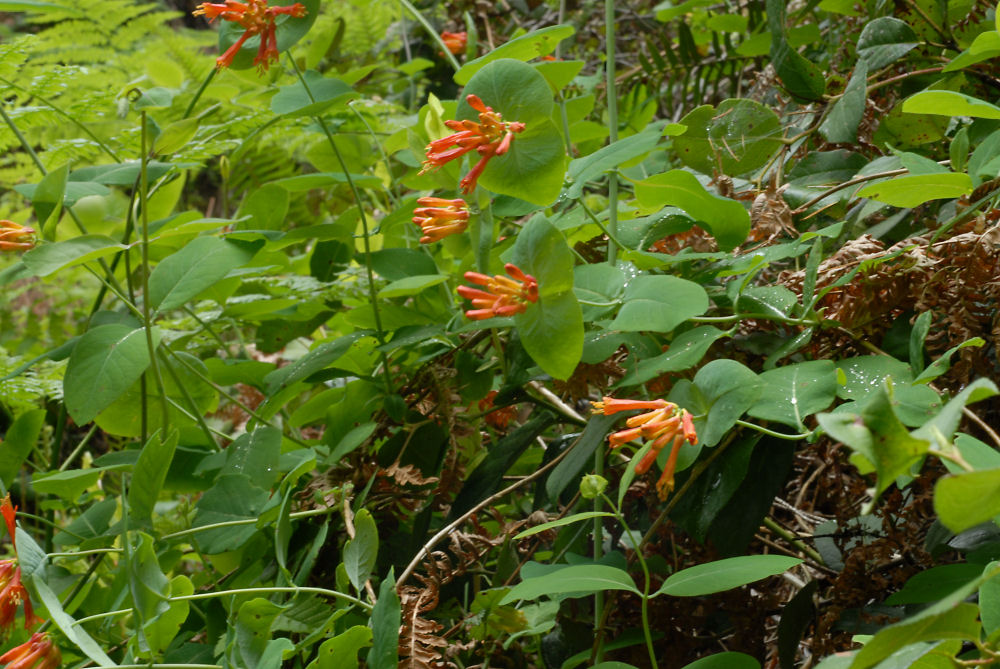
[[22, 235, 127, 277], [634, 170, 750, 250], [657, 555, 802, 597], [610, 275, 709, 333], [149, 236, 257, 313], [856, 173, 972, 208], [454, 25, 575, 85], [902, 90, 1000, 119], [64, 324, 160, 425], [674, 99, 783, 177], [500, 564, 640, 604]]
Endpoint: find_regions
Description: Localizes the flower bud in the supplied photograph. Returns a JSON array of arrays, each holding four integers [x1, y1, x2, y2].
[[580, 474, 608, 499]]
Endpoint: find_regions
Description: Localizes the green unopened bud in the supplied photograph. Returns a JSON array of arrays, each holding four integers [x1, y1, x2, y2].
[[580, 474, 608, 499]]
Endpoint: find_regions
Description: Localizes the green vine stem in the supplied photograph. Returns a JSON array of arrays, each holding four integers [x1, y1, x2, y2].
[[604, 0, 619, 265], [288, 56, 394, 396], [182, 67, 218, 119], [73, 586, 373, 625], [396, 0, 462, 72], [602, 493, 659, 669], [140, 110, 171, 437]]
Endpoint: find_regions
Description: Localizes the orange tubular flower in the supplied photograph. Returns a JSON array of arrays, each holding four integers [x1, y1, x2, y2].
[[441, 31, 467, 55], [412, 197, 469, 244], [0, 632, 61, 669], [592, 398, 698, 501], [193, 0, 307, 73], [0, 496, 41, 637], [479, 390, 517, 430], [0, 221, 35, 252], [457, 263, 538, 320], [418, 94, 526, 194]]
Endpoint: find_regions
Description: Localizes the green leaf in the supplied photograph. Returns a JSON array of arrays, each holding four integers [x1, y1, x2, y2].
[[377, 274, 448, 298], [192, 474, 271, 553], [610, 275, 709, 333], [129, 532, 169, 632], [944, 31, 1000, 72], [935, 468, 1000, 533], [510, 215, 575, 296], [64, 324, 160, 425], [459, 58, 554, 124], [913, 338, 985, 384], [149, 236, 257, 313], [747, 360, 836, 430], [856, 173, 972, 208], [545, 414, 619, 502], [687, 359, 762, 447], [903, 90, 1000, 119], [634, 170, 751, 250], [308, 625, 372, 669], [657, 555, 801, 596], [515, 291, 583, 380], [143, 575, 193, 656], [263, 331, 367, 395], [218, 0, 319, 71], [766, 0, 826, 100], [513, 512, 616, 540], [673, 99, 783, 176], [270, 173, 382, 191], [564, 123, 668, 199], [848, 602, 980, 669], [620, 326, 728, 387], [32, 577, 118, 667], [235, 598, 284, 669], [818, 382, 929, 499], [15, 528, 46, 579], [129, 429, 179, 525], [912, 378, 997, 444], [31, 162, 68, 231], [225, 426, 282, 490], [32, 468, 105, 501], [369, 569, 400, 669], [454, 25, 575, 85], [885, 564, 983, 605], [509, 216, 582, 379], [654, 0, 713, 21], [980, 563, 1000, 637], [95, 351, 217, 438], [820, 62, 868, 143], [22, 235, 127, 277], [0, 409, 45, 488], [270, 70, 354, 117], [153, 117, 200, 156], [500, 565, 640, 604], [681, 652, 761, 669], [343, 509, 378, 593], [857, 17, 919, 69]]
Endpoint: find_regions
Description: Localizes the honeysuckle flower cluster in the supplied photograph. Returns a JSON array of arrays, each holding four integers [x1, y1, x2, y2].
[[0, 221, 35, 253], [412, 197, 469, 244], [193, 0, 307, 72], [419, 94, 526, 194], [592, 397, 698, 500], [457, 263, 538, 320], [0, 632, 60, 669], [440, 31, 467, 55], [0, 496, 56, 669]]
